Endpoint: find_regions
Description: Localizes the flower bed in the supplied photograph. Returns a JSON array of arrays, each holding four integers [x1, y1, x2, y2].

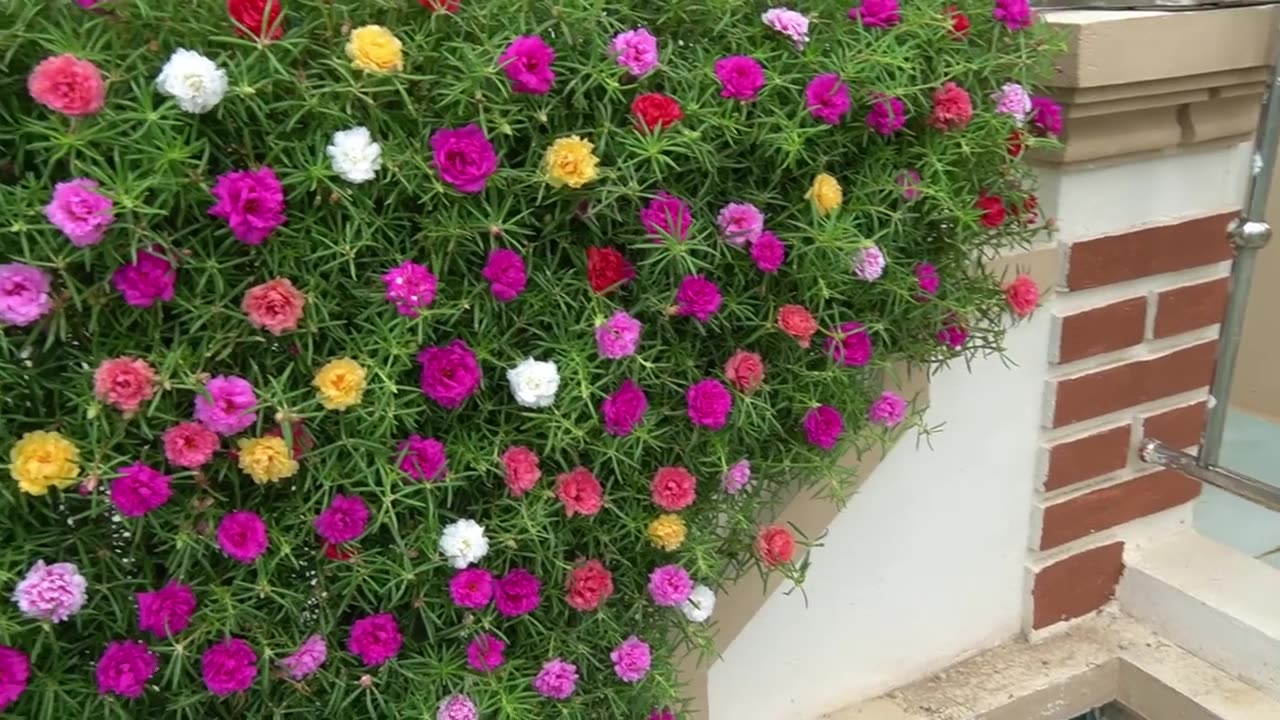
[[0, 0, 1058, 717]]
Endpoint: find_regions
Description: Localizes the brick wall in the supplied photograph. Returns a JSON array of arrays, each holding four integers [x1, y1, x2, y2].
[[1027, 211, 1234, 631]]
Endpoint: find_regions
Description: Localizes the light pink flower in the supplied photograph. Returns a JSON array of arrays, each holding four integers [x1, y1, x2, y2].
[[279, 635, 327, 680], [0, 263, 54, 327], [609, 28, 659, 77], [45, 178, 114, 246], [163, 422, 219, 468], [762, 8, 811, 48], [93, 356, 158, 414], [242, 278, 305, 335], [716, 202, 764, 247], [13, 561, 87, 623]]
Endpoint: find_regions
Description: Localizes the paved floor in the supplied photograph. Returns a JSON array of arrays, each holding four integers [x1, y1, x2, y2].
[[1193, 408, 1280, 563]]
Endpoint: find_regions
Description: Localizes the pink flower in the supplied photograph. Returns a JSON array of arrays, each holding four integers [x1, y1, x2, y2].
[[602, 379, 648, 436], [162, 422, 219, 468], [686, 378, 732, 430], [565, 559, 614, 611], [994, 0, 1033, 30], [640, 192, 692, 242], [278, 635, 327, 680], [93, 356, 158, 414], [805, 73, 851, 124], [803, 405, 845, 451], [895, 170, 922, 201], [431, 125, 499, 194], [651, 466, 696, 511], [1030, 96, 1063, 137], [136, 580, 196, 638], [596, 310, 643, 359], [714, 55, 765, 101], [193, 375, 258, 436], [45, 178, 114, 246], [724, 350, 765, 393], [208, 167, 286, 245], [762, 8, 811, 48], [449, 567, 495, 609], [853, 245, 886, 280], [674, 275, 722, 323], [0, 263, 53, 327], [96, 640, 158, 699], [501, 445, 541, 496], [217, 510, 269, 563], [992, 82, 1032, 123], [418, 340, 482, 409], [716, 202, 764, 247], [825, 321, 874, 367], [609, 28, 659, 77], [1005, 273, 1040, 317], [915, 262, 940, 297], [200, 638, 257, 696], [347, 613, 402, 666], [849, 0, 900, 27], [27, 54, 105, 116], [930, 82, 973, 132], [481, 248, 527, 302], [937, 316, 969, 349], [112, 247, 177, 308], [866, 94, 906, 135], [495, 568, 541, 617], [110, 462, 173, 518], [532, 658, 578, 700], [314, 494, 370, 545], [750, 231, 786, 273], [556, 466, 603, 517], [398, 434, 448, 482], [499, 35, 556, 94], [868, 390, 908, 426], [14, 561, 87, 623], [610, 636, 651, 683], [439, 695, 479, 720], [648, 564, 693, 606], [777, 304, 817, 347], [381, 260, 438, 317], [722, 459, 751, 494], [466, 633, 506, 673], [0, 647, 29, 713], [242, 278, 305, 335]]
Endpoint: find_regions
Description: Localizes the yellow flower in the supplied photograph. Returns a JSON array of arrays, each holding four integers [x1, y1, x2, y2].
[[346, 25, 403, 74], [647, 514, 688, 552], [808, 172, 843, 215], [236, 436, 298, 484], [9, 430, 80, 496], [314, 357, 367, 410], [544, 136, 600, 188]]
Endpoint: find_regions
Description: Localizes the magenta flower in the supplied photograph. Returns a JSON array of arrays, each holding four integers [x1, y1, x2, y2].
[[602, 379, 648, 436], [854, 245, 886, 281], [216, 510, 269, 564], [418, 339, 482, 409], [466, 632, 506, 673], [495, 568, 541, 617], [381, 260, 438, 317], [397, 434, 448, 482], [611, 636, 652, 683], [347, 612, 402, 667], [95, 640, 158, 699], [1030, 96, 1063, 137], [109, 462, 173, 518], [13, 561, 87, 623], [449, 567, 495, 609], [609, 28, 659, 77], [803, 405, 845, 451], [278, 634, 327, 680], [200, 638, 258, 697], [640, 192, 692, 242], [650, 709, 677, 720], [850, 0, 900, 27], [825, 321, 874, 367], [674, 275, 722, 323], [499, 35, 556, 94], [937, 316, 969, 349], [687, 378, 733, 430], [722, 459, 751, 494], [595, 310, 643, 359], [208, 167, 285, 245], [0, 646, 29, 713], [136, 580, 196, 638], [994, 0, 1033, 30], [866, 94, 907, 136], [193, 375, 258, 436], [0, 262, 54, 327], [750, 231, 786, 273], [45, 178, 114, 246], [716, 202, 764, 247], [714, 55, 765, 101], [112, 247, 177, 308], [869, 390, 908, 427], [532, 658, 579, 700], [481, 248, 527, 302], [915, 262, 940, 298], [805, 74, 852, 125], [439, 695, 479, 720], [648, 564, 693, 606], [314, 494, 370, 545], [895, 169, 922, 201], [430, 125, 499, 194]]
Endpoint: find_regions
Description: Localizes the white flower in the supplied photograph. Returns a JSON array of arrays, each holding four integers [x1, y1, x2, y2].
[[155, 49, 228, 114], [326, 127, 383, 184], [680, 584, 716, 623], [507, 358, 560, 409], [439, 519, 489, 569]]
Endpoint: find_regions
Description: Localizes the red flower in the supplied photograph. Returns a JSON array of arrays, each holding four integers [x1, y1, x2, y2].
[[1007, 130, 1025, 158], [651, 466, 696, 512], [724, 350, 765, 393], [564, 559, 614, 612], [227, 0, 284, 41], [1004, 274, 1040, 318], [632, 93, 683, 132], [1009, 194, 1040, 224], [323, 543, 356, 562], [555, 466, 604, 517], [265, 418, 314, 460], [419, 0, 460, 10], [946, 5, 971, 38], [585, 246, 634, 294], [756, 525, 796, 567], [976, 192, 1007, 228]]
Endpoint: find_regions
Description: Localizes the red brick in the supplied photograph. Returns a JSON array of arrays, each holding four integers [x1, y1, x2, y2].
[[1032, 541, 1125, 630], [1056, 297, 1147, 364], [1066, 212, 1235, 290], [1051, 341, 1216, 427], [1044, 425, 1131, 492], [1143, 401, 1208, 451], [1039, 470, 1201, 550], [1153, 277, 1229, 338]]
